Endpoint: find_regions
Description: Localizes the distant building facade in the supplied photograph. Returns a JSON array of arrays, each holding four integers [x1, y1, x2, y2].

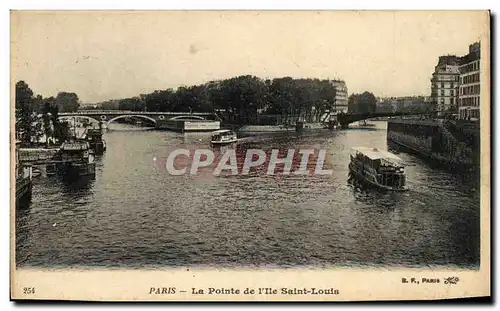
[[377, 96, 431, 113], [430, 55, 460, 114], [458, 42, 481, 121], [376, 100, 395, 113], [330, 80, 348, 114]]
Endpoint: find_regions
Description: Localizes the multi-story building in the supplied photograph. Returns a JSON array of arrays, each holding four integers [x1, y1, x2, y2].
[[330, 80, 348, 114], [378, 96, 431, 113], [376, 100, 395, 113], [430, 55, 460, 114], [458, 42, 480, 121]]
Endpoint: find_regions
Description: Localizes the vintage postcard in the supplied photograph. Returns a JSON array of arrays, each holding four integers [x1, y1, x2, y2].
[[10, 10, 490, 301]]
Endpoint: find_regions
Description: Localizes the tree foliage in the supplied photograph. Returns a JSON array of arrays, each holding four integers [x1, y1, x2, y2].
[[15, 81, 35, 144], [95, 76, 338, 125], [118, 97, 143, 111], [42, 102, 53, 146], [15, 81, 33, 110], [15, 81, 76, 145], [55, 92, 80, 112], [348, 92, 377, 114]]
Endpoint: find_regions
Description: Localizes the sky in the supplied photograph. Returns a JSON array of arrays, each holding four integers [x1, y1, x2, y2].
[[11, 10, 488, 103]]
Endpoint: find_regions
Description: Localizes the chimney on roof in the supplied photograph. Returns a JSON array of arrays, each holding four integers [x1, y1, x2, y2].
[[469, 42, 480, 54]]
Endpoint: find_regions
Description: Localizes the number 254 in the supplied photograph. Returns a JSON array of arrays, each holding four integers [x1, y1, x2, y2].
[[23, 287, 35, 294]]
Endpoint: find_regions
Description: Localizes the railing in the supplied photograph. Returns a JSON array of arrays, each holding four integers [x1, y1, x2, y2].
[[63, 111, 212, 115]]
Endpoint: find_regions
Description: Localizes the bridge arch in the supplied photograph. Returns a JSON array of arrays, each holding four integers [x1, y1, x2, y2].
[[168, 115, 206, 121], [106, 114, 157, 125]]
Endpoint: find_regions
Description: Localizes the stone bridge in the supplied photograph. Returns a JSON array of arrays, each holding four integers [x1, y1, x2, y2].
[[59, 110, 215, 127], [59, 110, 221, 132], [336, 111, 437, 128]]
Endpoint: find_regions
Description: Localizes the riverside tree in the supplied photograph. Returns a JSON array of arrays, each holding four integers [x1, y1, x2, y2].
[[15, 81, 35, 145], [94, 76, 338, 125], [15, 80, 77, 145], [42, 102, 53, 146], [55, 92, 80, 112], [348, 92, 377, 114]]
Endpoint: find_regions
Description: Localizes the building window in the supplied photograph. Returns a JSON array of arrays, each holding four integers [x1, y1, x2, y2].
[[450, 89, 454, 96]]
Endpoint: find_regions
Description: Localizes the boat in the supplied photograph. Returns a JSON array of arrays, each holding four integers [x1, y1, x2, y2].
[[55, 139, 96, 178], [210, 130, 238, 145], [349, 147, 408, 191], [84, 128, 106, 155]]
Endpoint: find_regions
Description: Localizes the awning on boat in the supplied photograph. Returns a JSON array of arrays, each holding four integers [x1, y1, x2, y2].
[[351, 147, 403, 161]]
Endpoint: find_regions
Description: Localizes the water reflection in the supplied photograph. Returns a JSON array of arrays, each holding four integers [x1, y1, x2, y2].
[[16, 195, 32, 210], [15, 122, 480, 268], [347, 172, 405, 209], [58, 175, 95, 194]]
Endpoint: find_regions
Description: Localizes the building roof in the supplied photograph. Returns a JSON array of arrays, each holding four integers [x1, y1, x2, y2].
[[437, 55, 460, 66], [460, 49, 480, 65], [352, 147, 403, 161]]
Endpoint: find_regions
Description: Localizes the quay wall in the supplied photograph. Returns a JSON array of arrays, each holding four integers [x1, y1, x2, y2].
[[15, 176, 32, 205], [238, 123, 325, 133], [156, 119, 220, 132], [387, 119, 480, 169]]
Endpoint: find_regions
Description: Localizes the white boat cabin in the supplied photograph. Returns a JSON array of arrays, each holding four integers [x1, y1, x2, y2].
[[351, 147, 404, 170], [350, 147, 407, 190], [211, 130, 237, 144]]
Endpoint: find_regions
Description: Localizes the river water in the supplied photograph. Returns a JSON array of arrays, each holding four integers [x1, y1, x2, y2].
[[15, 122, 480, 269]]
